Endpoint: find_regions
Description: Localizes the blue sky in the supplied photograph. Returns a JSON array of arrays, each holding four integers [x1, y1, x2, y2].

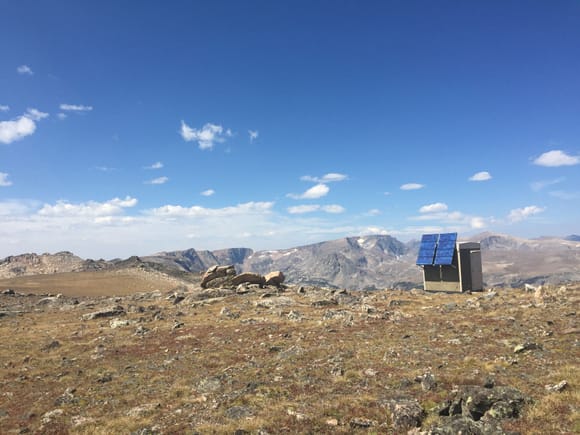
[[1, 0, 579, 259]]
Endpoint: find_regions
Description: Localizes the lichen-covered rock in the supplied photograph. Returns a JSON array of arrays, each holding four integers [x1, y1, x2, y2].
[[456, 385, 530, 421], [388, 399, 425, 431]]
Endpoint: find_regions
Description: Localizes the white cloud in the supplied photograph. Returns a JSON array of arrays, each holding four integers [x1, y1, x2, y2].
[[145, 161, 163, 170], [508, 205, 545, 223], [60, 104, 93, 112], [419, 202, 448, 213], [411, 206, 489, 231], [287, 204, 345, 214], [17, 65, 33, 75], [0, 108, 49, 144], [0, 105, 9, 112], [0, 115, 36, 144], [25, 108, 49, 121], [531, 177, 564, 192], [0, 172, 12, 187], [322, 204, 345, 214], [150, 201, 274, 217], [249, 130, 259, 142], [287, 183, 330, 199], [533, 150, 579, 167], [180, 121, 229, 150], [400, 183, 424, 191], [366, 209, 381, 216], [146, 176, 169, 185], [57, 113, 67, 120], [0, 200, 37, 216], [38, 196, 138, 217], [300, 173, 348, 183], [201, 189, 215, 197], [469, 171, 492, 181], [287, 204, 320, 214], [470, 217, 487, 229], [0, 198, 371, 258]]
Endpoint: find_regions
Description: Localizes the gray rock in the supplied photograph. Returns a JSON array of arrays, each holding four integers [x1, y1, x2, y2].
[[225, 406, 253, 420], [421, 373, 437, 391], [545, 380, 568, 393], [458, 385, 529, 421], [219, 306, 240, 319], [41, 408, 64, 425], [428, 415, 502, 434], [513, 342, 542, 353], [287, 310, 303, 321], [82, 305, 125, 320], [349, 417, 376, 428], [388, 399, 424, 431], [110, 319, 130, 328]]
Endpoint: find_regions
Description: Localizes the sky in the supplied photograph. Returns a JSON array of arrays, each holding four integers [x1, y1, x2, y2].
[[1, 0, 579, 259]]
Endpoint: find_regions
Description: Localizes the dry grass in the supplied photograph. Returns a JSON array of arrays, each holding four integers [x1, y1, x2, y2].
[[0, 276, 578, 434], [0, 269, 188, 296]]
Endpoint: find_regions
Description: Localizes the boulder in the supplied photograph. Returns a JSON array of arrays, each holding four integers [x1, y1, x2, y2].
[[200, 265, 236, 288], [231, 272, 265, 287], [458, 385, 529, 421], [265, 271, 285, 286], [82, 305, 125, 321], [388, 399, 424, 431]]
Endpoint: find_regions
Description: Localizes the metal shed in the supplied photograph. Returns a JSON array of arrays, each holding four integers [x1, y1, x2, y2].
[[416, 233, 483, 292]]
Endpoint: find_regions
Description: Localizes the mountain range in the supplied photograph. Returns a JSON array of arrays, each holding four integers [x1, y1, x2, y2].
[[1, 232, 579, 289]]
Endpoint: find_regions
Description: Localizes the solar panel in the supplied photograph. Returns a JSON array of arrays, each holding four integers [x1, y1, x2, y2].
[[434, 232, 457, 265], [416, 234, 438, 265]]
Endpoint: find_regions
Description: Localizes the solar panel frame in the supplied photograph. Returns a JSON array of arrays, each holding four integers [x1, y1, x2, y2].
[[433, 232, 457, 265], [416, 234, 438, 265]]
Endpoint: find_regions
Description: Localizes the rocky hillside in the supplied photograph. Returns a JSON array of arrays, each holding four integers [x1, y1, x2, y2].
[[471, 233, 580, 287], [2, 233, 579, 289], [0, 252, 86, 278], [142, 248, 253, 273], [242, 235, 417, 290]]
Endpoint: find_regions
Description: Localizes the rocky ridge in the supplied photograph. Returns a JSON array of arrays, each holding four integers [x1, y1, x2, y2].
[[2, 232, 579, 289]]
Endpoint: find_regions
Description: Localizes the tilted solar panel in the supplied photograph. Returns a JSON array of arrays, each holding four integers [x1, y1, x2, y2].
[[433, 232, 457, 265], [416, 234, 438, 265]]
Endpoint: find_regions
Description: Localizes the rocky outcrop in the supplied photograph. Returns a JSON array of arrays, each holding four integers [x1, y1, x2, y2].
[[200, 265, 237, 288], [201, 265, 282, 289], [423, 384, 531, 434], [0, 251, 85, 278]]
